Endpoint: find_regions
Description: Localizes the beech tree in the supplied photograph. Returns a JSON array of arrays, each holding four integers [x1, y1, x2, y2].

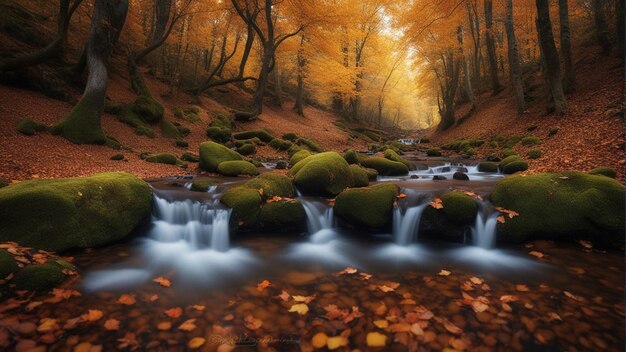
[[535, 0, 566, 114], [559, 0, 575, 93], [505, 0, 525, 114], [484, 0, 502, 94]]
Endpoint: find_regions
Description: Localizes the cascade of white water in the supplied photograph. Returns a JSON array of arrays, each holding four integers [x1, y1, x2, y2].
[[392, 204, 427, 245], [299, 199, 337, 243], [472, 211, 498, 249]]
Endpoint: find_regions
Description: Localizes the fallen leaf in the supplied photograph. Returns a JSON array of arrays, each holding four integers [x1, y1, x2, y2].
[[165, 307, 182, 318], [366, 332, 387, 347], [438, 269, 451, 276], [373, 320, 389, 329], [292, 294, 316, 304], [188, 337, 205, 349], [276, 290, 290, 302], [288, 303, 309, 315], [436, 317, 463, 335], [104, 319, 120, 331], [326, 336, 348, 350], [578, 240, 593, 249], [528, 251, 544, 259], [117, 294, 136, 305], [157, 321, 172, 330], [410, 323, 424, 336], [149, 294, 159, 302], [153, 277, 171, 287], [257, 280, 270, 292], [37, 318, 58, 333], [25, 301, 43, 311], [470, 277, 483, 285], [564, 291, 584, 302], [430, 198, 444, 209], [359, 272, 372, 280], [117, 332, 139, 350], [516, 284, 530, 292], [500, 295, 519, 303], [244, 315, 263, 330], [82, 309, 103, 322], [178, 319, 197, 331], [548, 312, 562, 321], [337, 267, 357, 275], [496, 215, 506, 224], [397, 193, 407, 198], [192, 305, 205, 311], [311, 332, 328, 349], [388, 323, 411, 333]]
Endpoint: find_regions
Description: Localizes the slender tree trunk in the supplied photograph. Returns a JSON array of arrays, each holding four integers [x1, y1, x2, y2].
[[237, 25, 255, 88], [457, 26, 476, 112], [484, 0, 502, 94], [593, 0, 612, 55], [271, 57, 283, 107], [505, 0, 525, 114], [294, 35, 305, 116], [438, 52, 461, 131], [559, 0, 575, 93], [252, 47, 273, 115], [466, 0, 482, 89], [536, 0, 567, 114], [53, 0, 128, 144]]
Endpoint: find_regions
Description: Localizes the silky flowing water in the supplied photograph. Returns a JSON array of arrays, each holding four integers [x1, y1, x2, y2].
[[2, 163, 623, 351]]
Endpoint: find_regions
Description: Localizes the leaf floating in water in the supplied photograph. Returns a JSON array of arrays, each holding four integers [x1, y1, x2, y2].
[[104, 319, 120, 331], [563, 291, 584, 302], [397, 193, 407, 199], [149, 294, 159, 302], [164, 307, 182, 319], [257, 279, 271, 292], [292, 294, 316, 304], [429, 198, 444, 209], [437, 269, 451, 276], [244, 315, 263, 330], [153, 277, 171, 287], [81, 309, 103, 322], [528, 251, 545, 259], [366, 332, 387, 347], [178, 319, 197, 331], [515, 284, 530, 292], [117, 294, 136, 305], [188, 337, 205, 349], [337, 267, 357, 275], [496, 215, 506, 224], [288, 303, 309, 315], [311, 332, 328, 349], [276, 290, 290, 302]]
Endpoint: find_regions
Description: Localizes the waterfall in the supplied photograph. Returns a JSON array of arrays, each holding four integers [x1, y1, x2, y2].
[[392, 204, 427, 245], [151, 194, 231, 252], [472, 211, 498, 249], [300, 199, 336, 243]]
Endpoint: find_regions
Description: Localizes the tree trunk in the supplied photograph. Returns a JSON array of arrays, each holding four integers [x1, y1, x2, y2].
[[271, 57, 283, 107], [466, 0, 482, 89], [294, 35, 305, 116], [505, 0, 525, 114], [457, 26, 476, 112], [0, 0, 83, 72], [437, 52, 461, 131], [252, 48, 273, 115], [237, 24, 255, 88], [484, 0, 502, 94], [593, 0, 612, 55], [53, 0, 128, 144], [558, 0, 575, 93], [536, 0, 567, 114]]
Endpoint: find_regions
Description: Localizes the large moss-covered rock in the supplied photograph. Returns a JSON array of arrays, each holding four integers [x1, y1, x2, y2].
[[478, 162, 498, 173], [237, 143, 256, 156], [244, 173, 295, 199], [383, 149, 415, 170], [206, 126, 232, 143], [360, 157, 409, 176], [190, 179, 216, 192], [288, 152, 351, 197], [498, 155, 523, 170], [589, 167, 616, 179], [491, 172, 625, 248], [258, 201, 306, 232], [220, 186, 262, 227], [343, 149, 359, 164], [132, 95, 164, 123], [217, 160, 259, 177], [0, 249, 19, 279], [503, 160, 528, 174], [439, 191, 478, 225], [290, 150, 312, 165], [0, 173, 151, 252], [349, 164, 370, 187], [199, 141, 243, 172], [233, 130, 273, 142], [334, 183, 399, 229], [11, 262, 67, 291]]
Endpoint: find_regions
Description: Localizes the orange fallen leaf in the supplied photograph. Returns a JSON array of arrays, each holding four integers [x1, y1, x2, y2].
[[178, 319, 197, 331], [37, 318, 59, 333], [188, 337, 205, 349], [500, 295, 519, 303], [153, 277, 171, 287], [326, 336, 348, 350], [117, 332, 139, 350], [276, 290, 290, 302], [337, 267, 357, 275], [82, 309, 103, 322], [388, 323, 411, 333], [165, 307, 182, 318], [244, 315, 263, 330], [257, 279, 270, 292], [288, 303, 309, 315], [293, 294, 316, 304], [25, 301, 43, 311], [157, 321, 172, 330], [311, 332, 328, 349], [117, 294, 136, 305], [223, 314, 234, 321], [563, 291, 584, 302], [104, 319, 120, 330], [397, 193, 407, 198], [410, 323, 424, 336], [359, 272, 372, 280], [430, 198, 444, 209], [437, 317, 463, 335], [470, 277, 483, 285], [192, 305, 205, 311], [149, 294, 159, 302], [373, 319, 389, 328], [496, 215, 506, 224], [578, 240, 593, 249], [437, 269, 451, 276], [528, 251, 544, 258], [548, 312, 562, 321], [516, 284, 530, 292], [366, 332, 387, 347]]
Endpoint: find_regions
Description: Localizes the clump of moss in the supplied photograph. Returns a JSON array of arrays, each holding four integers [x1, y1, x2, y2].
[[233, 130, 273, 143], [548, 128, 559, 137], [282, 133, 298, 141], [463, 147, 476, 157], [177, 125, 190, 137], [257, 201, 306, 231], [16, 119, 48, 135], [206, 126, 231, 143], [220, 186, 262, 227], [477, 162, 498, 173], [470, 139, 484, 147], [173, 106, 201, 123], [295, 137, 322, 153], [0, 173, 151, 252], [106, 135, 122, 150], [160, 120, 181, 139], [501, 148, 517, 158], [234, 111, 257, 122], [0, 249, 19, 278], [440, 191, 478, 225], [244, 173, 295, 199], [527, 149, 542, 159], [217, 160, 259, 177], [360, 157, 409, 176], [503, 160, 528, 174], [235, 138, 261, 147], [110, 153, 124, 161], [11, 262, 68, 291], [132, 95, 164, 123], [290, 150, 312, 165], [521, 136, 540, 146], [181, 152, 200, 162], [589, 167, 617, 179], [363, 167, 378, 180], [175, 140, 188, 148], [491, 172, 625, 248], [384, 149, 415, 170], [237, 143, 256, 156], [505, 136, 522, 148], [426, 149, 442, 157], [190, 179, 215, 192], [145, 153, 178, 165], [0, 179, 8, 188], [349, 164, 370, 187], [287, 144, 303, 157], [269, 138, 293, 150], [288, 152, 352, 197], [335, 183, 400, 228], [442, 139, 471, 151], [116, 107, 155, 138], [199, 141, 243, 172], [343, 149, 359, 164]]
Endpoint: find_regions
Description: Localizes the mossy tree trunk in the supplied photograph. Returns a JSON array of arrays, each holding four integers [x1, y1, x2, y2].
[[484, 0, 502, 95], [53, 0, 128, 144], [0, 0, 83, 72], [535, 0, 567, 114], [505, 0, 525, 114], [558, 0, 575, 93]]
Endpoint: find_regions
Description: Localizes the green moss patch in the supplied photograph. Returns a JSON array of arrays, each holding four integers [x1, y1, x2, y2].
[[258, 201, 306, 232], [190, 179, 215, 192], [343, 149, 359, 164], [288, 152, 352, 197], [199, 142, 243, 172], [589, 167, 616, 178], [384, 149, 415, 170], [110, 153, 124, 161], [217, 160, 259, 177], [206, 126, 231, 143], [145, 153, 178, 165], [160, 120, 181, 139], [360, 157, 409, 176], [477, 162, 498, 173], [16, 119, 48, 136], [132, 95, 164, 123], [233, 130, 273, 143], [220, 186, 262, 227], [290, 150, 312, 165], [244, 173, 295, 200], [0, 173, 152, 252], [335, 183, 400, 229], [440, 191, 478, 225], [521, 136, 540, 146], [349, 164, 370, 187], [237, 143, 256, 156], [0, 249, 19, 279], [426, 149, 442, 157], [269, 139, 293, 150]]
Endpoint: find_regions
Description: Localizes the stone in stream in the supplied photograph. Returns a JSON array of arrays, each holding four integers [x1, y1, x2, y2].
[[433, 175, 447, 180], [334, 183, 400, 229], [478, 162, 499, 173], [216, 160, 260, 177], [275, 160, 288, 169], [0, 172, 152, 252], [498, 155, 528, 174], [288, 152, 352, 197], [383, 149, 416, 170], [199, 141, 243, 172], [359, 156, 409, 176], [348, 164, 370, 187], [453, 172, 470, 181], [456, 167, 469, 173], [491, 172, 625, 248]]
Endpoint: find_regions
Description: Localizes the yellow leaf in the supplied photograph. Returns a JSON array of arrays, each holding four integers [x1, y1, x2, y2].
[[82, 309, 103, 322], [104, 319, 120, 331], [157, 321, 172, 330], [437, 269, 451, 276], [366, 332, 387, 347], [288, 303, 309, 315], [311, 332, 328, 349], [326, 336, 348, 350], [153, 277, 171, 287], [373, 320, 389, 329], [188, 337, 206, 349], [178, 319, 197, 331], [37, 318, 59, 333]]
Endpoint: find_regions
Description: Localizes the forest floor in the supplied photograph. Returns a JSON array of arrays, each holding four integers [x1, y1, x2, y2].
[[429, 47, 625, 181], [0, 72, 365, 182]]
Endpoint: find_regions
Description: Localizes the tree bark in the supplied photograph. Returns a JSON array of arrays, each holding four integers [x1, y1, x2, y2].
[[271, 56, 283, 107], [437, 51, 461, 131], [558, 0, 575, 93], [0, 0, 83, 72], [457, 26, 476, 112], [53, 0, 128, 144], [535, 0, 567, 114], [505, 0, 525, 114], [593, 0, 612, 55], [484, 0, 502, 94], [294, 35, 305, 115]]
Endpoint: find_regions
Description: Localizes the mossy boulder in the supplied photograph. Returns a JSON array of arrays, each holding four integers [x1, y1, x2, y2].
[[295, 137, 322, 152], [426, 149, 442, 157], [527, 149, 542, 159], [235, 138, 261, 147], [0, 173, 152, 252], [498, 155, 523, 170], [220, 186, 262, 227], [363, 167, 378, 180], [269, 139, 293, 150], [343, 149, 359, 164], [110, 153, 124, 161], [349, 164, 370, 187], [521, 136, 540, 146], [16, 119, 48, 136], [288, 152, 352, 197], [491, 172, 625, 248], [217, 160, 259, 177], [233, 130, 273, 143], [501, 148, 517, 158], [258, 201, 306, 232], [589, 167, 616, 179], [282, 133, 298, 141], [11, 262, 67, 291], [453, 172, 469, 181], [199, 141, 243, 172], [132, 95, 164, 123], [384, 149, 415, 170], [206, 126, 231, 143], [175, 140, 189, 148], [334, 183, 400, 229], [237, 143, 256, 156], [244, 173, 295, 199], [439, 191, 478, 225], [503, 160, 528, 174], [478, 162, 498, 173], [145, 153, 178, 165], [360, 157, 409, 176], [0, 249, 19, 279], [181, 152, 200, 162], [290, 150, 312, 165], [190, 179, 215, 192], [160, 120, 181, 139], [115, 107, 155, 138]]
